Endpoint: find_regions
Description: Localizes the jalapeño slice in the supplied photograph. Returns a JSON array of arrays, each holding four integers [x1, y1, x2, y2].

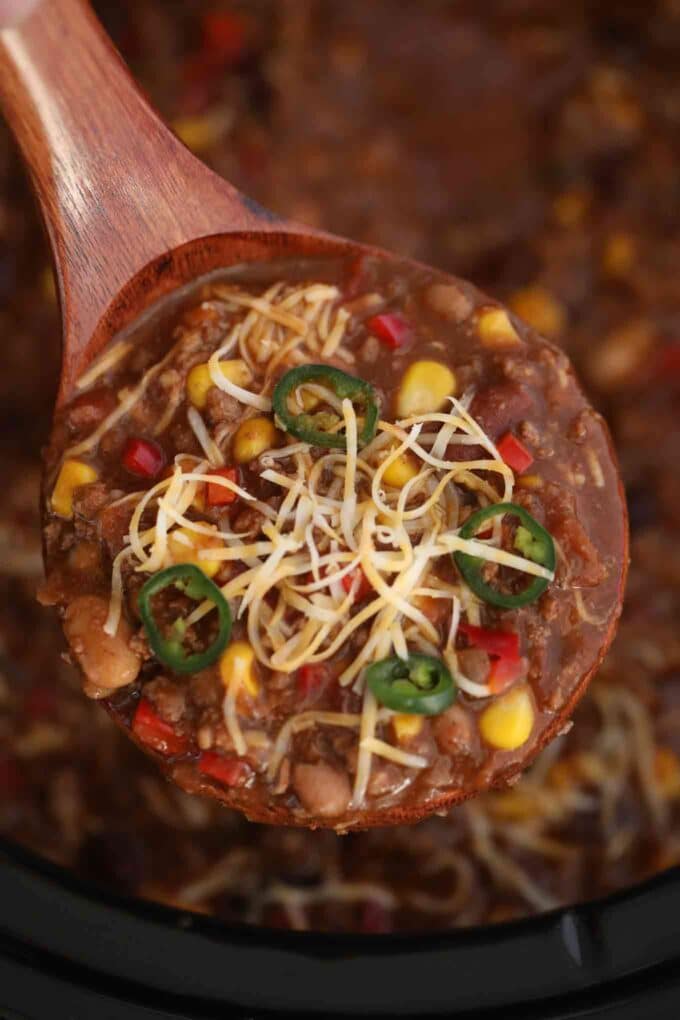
[[138, 564, 231, 674], [272, 364, 379, 450], [454, 502, 555, 609]]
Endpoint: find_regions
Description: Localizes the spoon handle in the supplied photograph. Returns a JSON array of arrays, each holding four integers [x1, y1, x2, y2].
[[0, 0, 280, 388]]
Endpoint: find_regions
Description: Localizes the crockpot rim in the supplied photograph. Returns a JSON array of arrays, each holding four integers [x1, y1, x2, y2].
[[1, 835, 679, 1016]]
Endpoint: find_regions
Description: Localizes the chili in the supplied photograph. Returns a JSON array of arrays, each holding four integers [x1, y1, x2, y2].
[[454, 502, 555, 608], [273, 364, 379, 450], [366, 654, 456, 715], [138, 564, 232, 674]]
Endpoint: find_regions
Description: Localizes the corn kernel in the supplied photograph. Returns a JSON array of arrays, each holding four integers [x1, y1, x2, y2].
[[186, 360, 252, 410], [476, 307, 522, 350], [232, 416, 278, 463], [395, 360, 456, 418], [602, 232, 636, 277], [552, 188, 590, 228], [382, 450, 420, 488], [509, 285, 566, 338], [654, 747, 680, 799], [479, 684, 534, 751], [172, 113, 223, 153], [219, 640, 259, 699], [167, 525, 223, 578], [51, 459, 99, 518], [586, 319, 654, 391], [516, 473, 543, 490], [392, 713, 423, 743]]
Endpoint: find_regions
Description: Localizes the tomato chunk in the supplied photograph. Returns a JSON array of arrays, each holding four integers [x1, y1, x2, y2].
[[496, 432, 534, 474], [298, 663, 330, 698], [459, 622, 520, 660], [366, 313, 412, 350], [206, 466, 240, 507], [198, 751, 250, 787], [132, 700, 188, 756], [341, 567, 372, 601], [488, 654, 526, 694], [122, 437, 165, 479]]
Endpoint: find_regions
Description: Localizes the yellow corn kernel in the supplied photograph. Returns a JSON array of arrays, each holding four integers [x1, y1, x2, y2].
[[602, 232, 636, 277], [654, 747, 680, 799], [51, 459, 99, 518], [172, 113, 222, 153], [167, 525, 223, 578], [586, 319, 654, 391], [219, 640, 259, 698], [509, 285, 566, 339], [395, 360, 456, 418], [186, 360, 252, 410], [516, 473, 543, 490], [392, 713, 423, 743], [479, 684, 534, 751], [382, 450, 420, 488], [232, 416, 278, 463], [476, 307, 522, 350], [552, 188, 590, 228]]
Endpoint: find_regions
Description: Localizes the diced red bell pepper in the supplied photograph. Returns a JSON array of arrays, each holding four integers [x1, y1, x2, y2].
[[459, 622, 520, 660], [496, 432, 534, 474], [488, 654, 526, 695], [201, 11, 251, 64], [206, 466, 240, 507], [198, 751, 250, 787], [122, 437, 165, 479], [298, 663, 330, 698], [341, 567, 372, 601], [366, 313, 412, 350], [132, 700, 189, 757]]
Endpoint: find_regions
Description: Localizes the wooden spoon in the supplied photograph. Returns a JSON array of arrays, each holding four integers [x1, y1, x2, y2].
[[0, 0, 343, 408], [0, 0, 627, 830]]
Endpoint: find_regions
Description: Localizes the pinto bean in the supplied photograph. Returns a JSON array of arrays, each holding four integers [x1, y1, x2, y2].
[[63, 595, 141, 698], [433, 704, 475, 757], [292, 761, 352, 817]]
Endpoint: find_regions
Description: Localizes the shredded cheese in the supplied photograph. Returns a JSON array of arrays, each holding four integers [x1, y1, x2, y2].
[[66, 273, 568, 811]]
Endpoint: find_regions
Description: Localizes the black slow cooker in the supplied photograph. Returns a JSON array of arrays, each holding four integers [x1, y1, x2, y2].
[[1, 839, 678, 1018]]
